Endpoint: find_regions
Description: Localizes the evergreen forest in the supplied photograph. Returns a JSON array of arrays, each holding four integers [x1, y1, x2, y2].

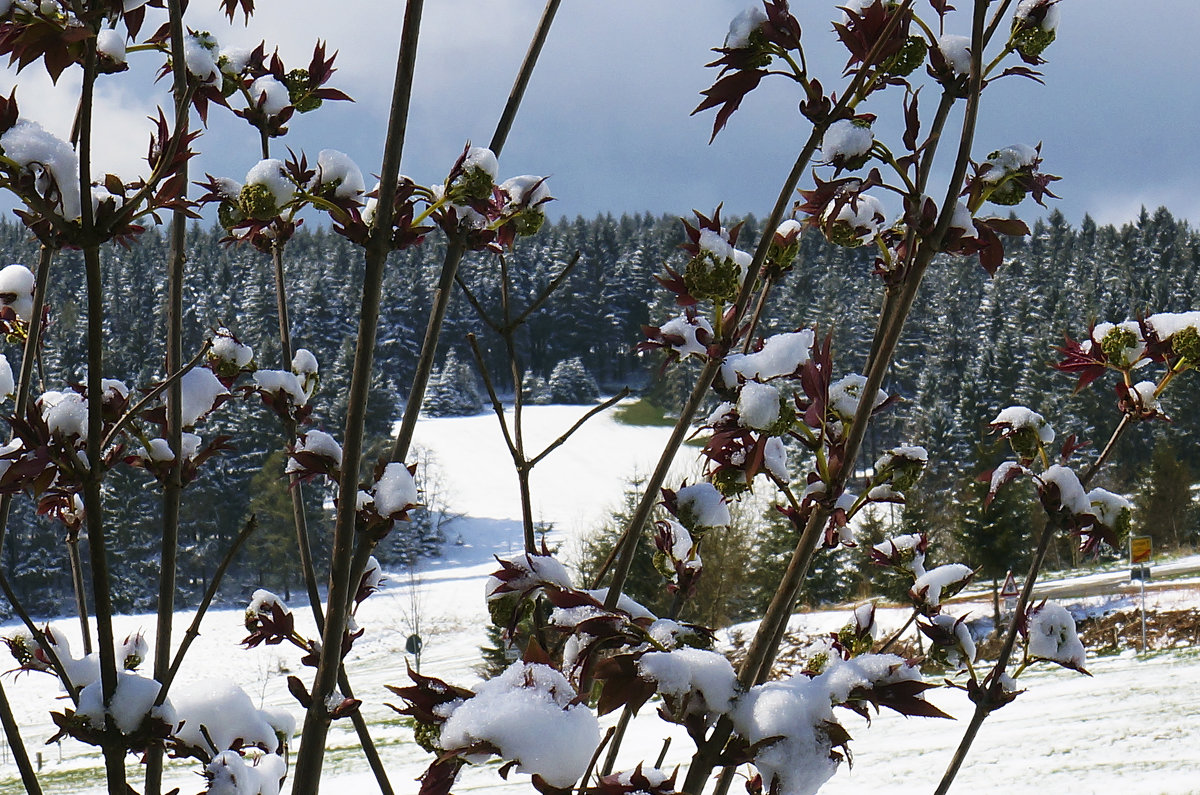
[[2, 204, 1197, 617]]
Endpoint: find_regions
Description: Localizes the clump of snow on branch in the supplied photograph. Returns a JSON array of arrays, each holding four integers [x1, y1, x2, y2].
[[249, 75, 291, 116], [637, 646, 737, 716], [737, 380, 782, 431], [911, 564, 973, 608], [1038, 464, 1089, 515], [42, 391, 88, 439], [1027, 602, 1086, 671], [313, 149, 365, 200], [659, 314, 714, 358], [0, 120, 82, 219], [821, 119, 873, 165], [937, 34, 972, 75], [96, 28, 126, 66], [438, 661, 599, 788], [0, 263, 35, 322], [674, 482, 731, 528], [77, 671, 175, 735], [724, 4, 767, 49], [721, 330, 814, 386], [172, 678, 293, 754], [183, 32, 221, 84], [0, 355, 12, 400], [828, 373, 887, 420], [180, 367, 229, 427], [983, 144, 1039, 183], [372, 462, 418, 517], [732, 654, 928, 795], [204, 750, 286, 795], [253, 369, 308, 407]]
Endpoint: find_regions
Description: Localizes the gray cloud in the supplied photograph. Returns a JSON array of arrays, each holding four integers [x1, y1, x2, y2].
[[1, 1, 1197, 229]]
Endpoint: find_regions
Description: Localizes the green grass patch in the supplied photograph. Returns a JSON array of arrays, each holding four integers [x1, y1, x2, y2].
[[613, 399, 677, 427]]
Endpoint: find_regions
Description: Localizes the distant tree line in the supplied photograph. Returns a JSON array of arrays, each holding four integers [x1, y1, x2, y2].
[[0, 205, 1197, 616]]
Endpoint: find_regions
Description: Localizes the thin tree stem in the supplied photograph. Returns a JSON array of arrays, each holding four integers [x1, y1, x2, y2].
[[145, 3, 190, 788], [292, 3, 425, 790], [67, 537, 92, 654], [0, 244, 53, 790], [156, 517, 258, 703], [0, 679, 42, 794], [878, 610, 918, 653], [935, 409, 1138, 793], [78, 30, 127, 791], [272, 242, 323, 632], [489, 0, 562, 154]]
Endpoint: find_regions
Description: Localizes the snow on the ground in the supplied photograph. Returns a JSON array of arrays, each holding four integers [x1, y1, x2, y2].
[[2, 403, 1199, 794]]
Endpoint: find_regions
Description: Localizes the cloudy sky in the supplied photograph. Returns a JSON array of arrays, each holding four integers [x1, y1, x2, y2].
[[2, 1, 1198, 229]]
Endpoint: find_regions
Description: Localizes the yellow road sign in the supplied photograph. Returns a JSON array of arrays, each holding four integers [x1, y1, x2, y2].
[[1130, 536, 1152, 564]]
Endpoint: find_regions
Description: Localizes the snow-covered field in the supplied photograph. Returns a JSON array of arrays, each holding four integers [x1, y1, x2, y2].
[[2, 404, 1198, 794]]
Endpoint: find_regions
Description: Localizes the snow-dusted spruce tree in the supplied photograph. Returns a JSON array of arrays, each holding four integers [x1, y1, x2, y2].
[[421, 349, 483, 417], [548, 355, 601, 404]]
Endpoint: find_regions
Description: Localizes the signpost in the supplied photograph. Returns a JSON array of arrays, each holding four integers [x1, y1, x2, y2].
[[1130, 536, 1152, 654], [1000, 570, 1019, 613], [405, 633, 424, 672]]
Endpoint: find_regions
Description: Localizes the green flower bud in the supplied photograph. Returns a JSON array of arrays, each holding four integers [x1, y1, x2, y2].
[[837, 624, 873, 657], [508, 208, 546, 238], [486, 591, 525, 628], [285, 68, 323, 113], [766, 240, 800, 275], [887, 459, 925, 492], [217, 200, 245, 230], [806, 650, 830, 674], [238, 183, 279, 221], [652, 550, 676, 581], [987, 179, 1027, 206], [220, 73, 240, 99], [825, 221, 867, 248], [1006, 426, 1042, 462], [1111, 506, 1132, 548], [761, 393, 796, 438], [683, 253, 740, 303], [739, 29, 773, 70], [450, 166, 495, 205], [888, 35, 928, 77], [712, 468, 751, 498], [1101, 326, 1140, 367], [1172, 326, 1200, 365], [1012, 21, 1056, 59], [412, 719, 441, 754]]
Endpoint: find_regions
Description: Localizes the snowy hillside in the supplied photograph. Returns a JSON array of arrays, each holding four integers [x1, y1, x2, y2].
[[2, 404, 1198, 794]]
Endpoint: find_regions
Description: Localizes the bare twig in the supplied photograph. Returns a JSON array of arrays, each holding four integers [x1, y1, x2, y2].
[[100, 341, 212, 451], [156, 517, 258, 703], [529, 391, 630, 468], [0, 680, 42, 794], [577, 726, 616, 794], [0, 569, 77, 703], [935, 410, 1139, 793]]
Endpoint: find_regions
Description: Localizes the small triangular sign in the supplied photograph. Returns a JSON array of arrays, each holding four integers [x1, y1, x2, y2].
[[1001, 570, 1019, 598]]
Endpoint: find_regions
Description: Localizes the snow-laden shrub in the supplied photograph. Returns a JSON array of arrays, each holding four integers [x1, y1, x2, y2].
[[548, 356, 600, 404], [422, 349, 482, 417]]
